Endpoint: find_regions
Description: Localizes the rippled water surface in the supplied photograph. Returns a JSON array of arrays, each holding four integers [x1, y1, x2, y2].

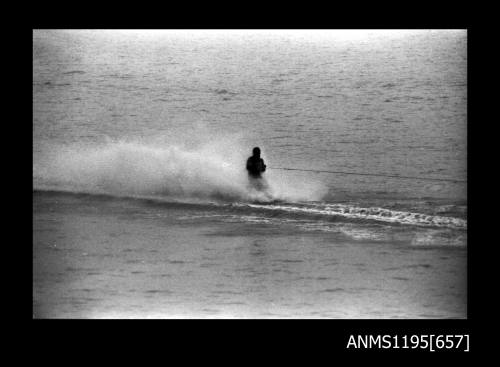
[[33, 30, 467, 318]]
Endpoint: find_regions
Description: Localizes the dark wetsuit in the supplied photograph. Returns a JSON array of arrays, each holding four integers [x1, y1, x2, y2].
[[246, 156, 266, 178]]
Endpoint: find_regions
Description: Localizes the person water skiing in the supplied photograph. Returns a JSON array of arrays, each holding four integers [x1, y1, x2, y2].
[[246, 147, 274, 200], [246, 147, 268, 192], [246, 147, 266, 178]]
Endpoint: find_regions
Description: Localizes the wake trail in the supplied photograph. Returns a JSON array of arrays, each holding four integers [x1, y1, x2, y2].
[[234, 202, 467, 229]]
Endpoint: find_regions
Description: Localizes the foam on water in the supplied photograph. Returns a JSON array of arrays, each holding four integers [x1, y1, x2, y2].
[[238, 202, 467, 229]]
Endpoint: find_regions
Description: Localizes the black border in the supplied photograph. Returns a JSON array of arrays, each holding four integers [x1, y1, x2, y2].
[[28, 14, 477, 354], [28, 1, 471, 30]]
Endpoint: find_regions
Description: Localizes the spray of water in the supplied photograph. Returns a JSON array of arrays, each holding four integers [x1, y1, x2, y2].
[[33, 132, 327, 203]]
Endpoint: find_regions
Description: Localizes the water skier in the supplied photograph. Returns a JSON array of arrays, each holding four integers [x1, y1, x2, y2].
[[246, 147, 268, 192]]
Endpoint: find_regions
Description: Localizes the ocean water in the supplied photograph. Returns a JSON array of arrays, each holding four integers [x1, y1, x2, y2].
[[33, 30, 467, 318]]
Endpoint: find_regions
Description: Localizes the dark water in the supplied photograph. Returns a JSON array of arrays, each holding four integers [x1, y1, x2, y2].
[[33, 30, 467, 318]]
